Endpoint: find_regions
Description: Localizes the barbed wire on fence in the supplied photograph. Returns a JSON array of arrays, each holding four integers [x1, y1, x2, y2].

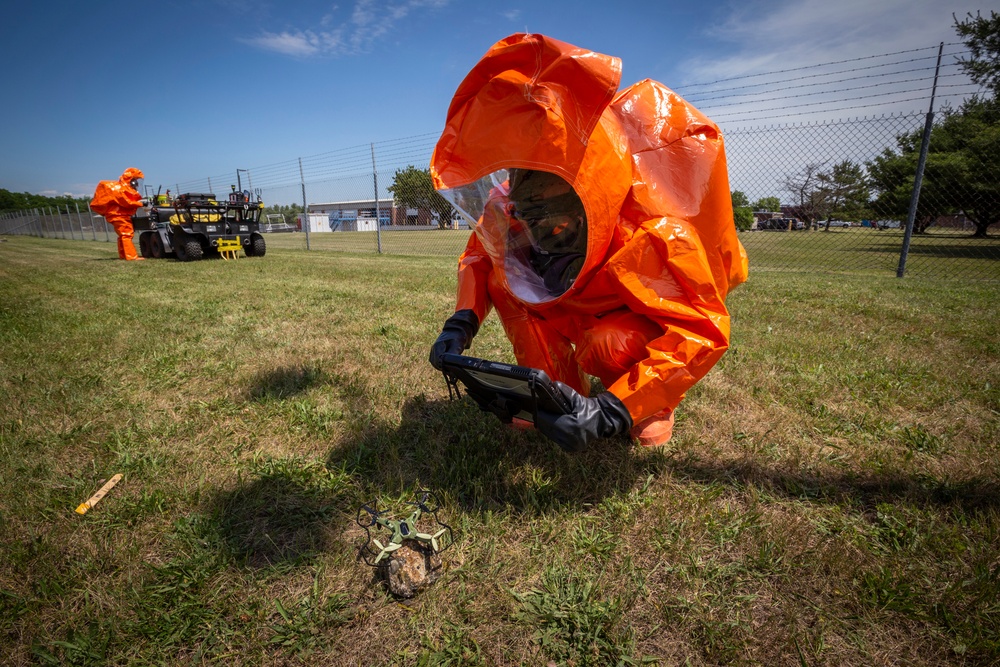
[[3, 42, 997, 282]]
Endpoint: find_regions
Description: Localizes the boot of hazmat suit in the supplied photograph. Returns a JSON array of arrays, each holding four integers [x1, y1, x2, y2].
[[429, 34, 748, 452], [90, 167, 145, 260]]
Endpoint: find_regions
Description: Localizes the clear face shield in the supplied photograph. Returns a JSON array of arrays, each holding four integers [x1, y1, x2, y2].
[[440, 169, 588, 305]]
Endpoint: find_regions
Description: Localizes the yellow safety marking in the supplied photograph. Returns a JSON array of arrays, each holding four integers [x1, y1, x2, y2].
[[75, 474, 123, 515], [218, 236, 242, 260]]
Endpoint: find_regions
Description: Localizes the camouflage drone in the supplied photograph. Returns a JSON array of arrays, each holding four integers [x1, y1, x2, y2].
[[356, 490, 454, 566]]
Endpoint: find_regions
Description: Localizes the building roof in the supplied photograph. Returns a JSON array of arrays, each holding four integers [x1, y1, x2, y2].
[[308, 198, 393, 210]]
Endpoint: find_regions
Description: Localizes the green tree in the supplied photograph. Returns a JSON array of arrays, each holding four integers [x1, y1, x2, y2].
[[816, 160, 870, 227], [261, 203, 303, 227], [0, 187, 90, 215], [387, 166, 454, 229], [782, 163, 826, 228], [731, 191, 753, 230], [954, 10, 1000, 95], [867, 13, 1000, 237], [752, 196, 781, 212]]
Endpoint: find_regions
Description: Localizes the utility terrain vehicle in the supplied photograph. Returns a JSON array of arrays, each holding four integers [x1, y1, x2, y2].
[[134, 182, 266, 261]]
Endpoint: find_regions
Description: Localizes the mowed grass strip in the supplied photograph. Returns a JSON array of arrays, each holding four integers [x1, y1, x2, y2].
[[0, 235, 998, 666], [261, 226, 1000, 282]]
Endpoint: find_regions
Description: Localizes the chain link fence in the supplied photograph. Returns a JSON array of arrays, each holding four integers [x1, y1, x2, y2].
[[727, 112, 1000, 280], [3, 115, 998, 282], [0, 203, 118, 242]]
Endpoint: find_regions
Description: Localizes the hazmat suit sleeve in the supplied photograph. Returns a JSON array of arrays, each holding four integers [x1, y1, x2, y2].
[[454, 226, 494, 324]]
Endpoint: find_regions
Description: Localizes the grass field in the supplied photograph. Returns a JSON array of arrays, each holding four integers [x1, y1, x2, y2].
[[257, 227, 1000, 281], [1, 235, 999, 666]]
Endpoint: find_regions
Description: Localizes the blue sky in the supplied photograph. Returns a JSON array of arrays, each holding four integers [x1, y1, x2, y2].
[[0, 0, 986, 197]]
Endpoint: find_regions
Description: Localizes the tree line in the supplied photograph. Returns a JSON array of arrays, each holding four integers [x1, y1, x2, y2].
[[733, 11, 1000, 238], [0, 189, 91, 216]]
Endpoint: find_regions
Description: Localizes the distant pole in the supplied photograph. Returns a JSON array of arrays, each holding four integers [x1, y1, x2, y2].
[[897, 42, 943, 279], [92, 204, 108, 242], [77, 202, 94, 241], [52, 207, 66, 240], [61, 206, 72, 240], [299, 157, 310, 251], [67, 205, 79, 240], [371, 143, 382, 254], [208, 177, 213, 194]]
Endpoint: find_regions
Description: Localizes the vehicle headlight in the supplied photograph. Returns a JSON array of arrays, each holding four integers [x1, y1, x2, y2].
[[205, 225, 218, 232]]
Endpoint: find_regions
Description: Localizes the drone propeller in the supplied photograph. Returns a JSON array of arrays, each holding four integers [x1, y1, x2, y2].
[[356, 502, 387, 528], [356, 492, 454, 567], [408, 490, 440, 514], [372, 538, 402, 564], [431, 527, 448, 552]]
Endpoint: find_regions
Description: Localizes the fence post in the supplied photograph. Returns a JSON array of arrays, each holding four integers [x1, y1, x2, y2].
[[66, 204, 84, 241], [897, 42, 943, 278], [371, 143, 382, 254], [50, 208, 63, 239], [64, 205, 75, 240], [91, 204, 108, 242], [78, 203, 94, 241], [299, 158, 310, 251]]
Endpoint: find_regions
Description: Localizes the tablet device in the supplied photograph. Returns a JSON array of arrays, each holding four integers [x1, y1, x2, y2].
[[439, 353, 573, 424]]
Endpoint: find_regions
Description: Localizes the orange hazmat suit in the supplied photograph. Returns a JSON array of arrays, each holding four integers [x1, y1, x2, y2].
[[91, 167, 145, 260], [430, 34, 748, 450]]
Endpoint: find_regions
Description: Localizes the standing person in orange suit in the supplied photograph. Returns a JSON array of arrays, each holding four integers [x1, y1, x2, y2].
[[91, 167, 145, 261], [428, 34, 748, 452]]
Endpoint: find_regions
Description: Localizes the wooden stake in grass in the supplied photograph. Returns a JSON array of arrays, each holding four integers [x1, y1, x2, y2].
[[75, 474, 123, 515]]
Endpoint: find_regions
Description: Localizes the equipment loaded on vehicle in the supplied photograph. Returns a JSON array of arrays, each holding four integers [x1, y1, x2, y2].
[[134, 181, 266, 261]]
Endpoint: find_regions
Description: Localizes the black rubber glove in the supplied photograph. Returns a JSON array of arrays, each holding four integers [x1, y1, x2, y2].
[[535, 382, 633, 452], [429, 309, 480, 371]]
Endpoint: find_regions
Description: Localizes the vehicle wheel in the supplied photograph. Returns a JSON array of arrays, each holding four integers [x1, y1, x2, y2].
[[150, 233, 164, 258], [139, 233, 153, 258], [246, 233, 266, 257], [176, 239, 203, 262]]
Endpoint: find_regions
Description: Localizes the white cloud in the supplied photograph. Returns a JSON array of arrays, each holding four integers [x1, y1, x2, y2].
[[684, 0, 984, 83], [37, 189, 90, 199], [673, 0, 986, 124], [245, 0, 449, 57], [244, 30, 341, 57]]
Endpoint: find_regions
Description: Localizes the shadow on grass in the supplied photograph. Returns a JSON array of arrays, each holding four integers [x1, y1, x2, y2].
[[204, 461, 350, 568], [325, 394, 670, 517], [859, 239, 1000, 261], [664, 453, 1000, 512], [247, 364, 328, 401]]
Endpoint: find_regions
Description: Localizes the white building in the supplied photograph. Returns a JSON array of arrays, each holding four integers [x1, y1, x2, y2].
[[307, 198, 393, 232]]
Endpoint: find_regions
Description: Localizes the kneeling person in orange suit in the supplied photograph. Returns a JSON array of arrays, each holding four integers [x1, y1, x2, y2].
[[91, 167, 145, 261], [428, 34, 748, 452]]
